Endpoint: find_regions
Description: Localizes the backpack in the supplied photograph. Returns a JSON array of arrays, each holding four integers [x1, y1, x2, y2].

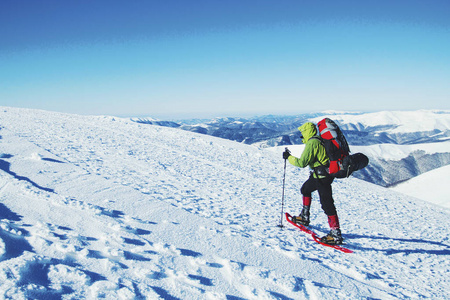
[[315, 118, 368, 178]]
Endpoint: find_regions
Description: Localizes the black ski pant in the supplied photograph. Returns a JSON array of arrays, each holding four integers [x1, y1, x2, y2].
[[300, 174, 337, 216]]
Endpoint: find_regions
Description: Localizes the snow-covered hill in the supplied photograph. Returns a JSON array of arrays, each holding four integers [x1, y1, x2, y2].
[[390, 164, 450, 209], [350, 143, 450, 187], [0, 107, 449, 299]]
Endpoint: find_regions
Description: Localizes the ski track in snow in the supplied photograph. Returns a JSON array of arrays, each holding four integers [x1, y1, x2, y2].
[[0, 107, 449, 299]]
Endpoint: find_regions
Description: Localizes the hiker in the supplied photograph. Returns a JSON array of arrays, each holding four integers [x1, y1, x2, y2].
[[282, 122, 343, 245]]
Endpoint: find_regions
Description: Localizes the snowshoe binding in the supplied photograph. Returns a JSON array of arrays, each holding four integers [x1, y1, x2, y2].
[[292, 212, 310, 226], [320, 229, 343, 245], [292, 205, 310, 226]]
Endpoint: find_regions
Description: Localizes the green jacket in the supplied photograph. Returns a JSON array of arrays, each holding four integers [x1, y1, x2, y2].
[[288, 122, 329, 178]]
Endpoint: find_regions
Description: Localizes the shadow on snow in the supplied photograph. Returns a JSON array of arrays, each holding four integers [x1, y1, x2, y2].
[[347, 233, 450, 255], [0, 203, 34, 261], [0, 159, 55, 193]]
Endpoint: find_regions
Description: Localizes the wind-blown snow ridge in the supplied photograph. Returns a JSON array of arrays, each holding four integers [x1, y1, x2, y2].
[[0, 107, 449, 299]]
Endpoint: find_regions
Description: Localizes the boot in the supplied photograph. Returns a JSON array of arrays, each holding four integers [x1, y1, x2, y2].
[[320, 228, 343, 245], [320, 215, 343, 245], [292, 205, 310, 226]]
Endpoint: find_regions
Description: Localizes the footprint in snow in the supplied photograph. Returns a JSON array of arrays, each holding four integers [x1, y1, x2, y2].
[[15, 258, 107, 299], [0, 203, 33, 262]]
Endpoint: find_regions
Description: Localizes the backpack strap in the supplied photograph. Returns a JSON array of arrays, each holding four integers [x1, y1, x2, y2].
[[308, 136, 331, 178]]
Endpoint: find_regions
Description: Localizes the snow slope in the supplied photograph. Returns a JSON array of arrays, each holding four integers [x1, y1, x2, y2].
[[391, 165, 450, 209], [0, 107, 449, 299]]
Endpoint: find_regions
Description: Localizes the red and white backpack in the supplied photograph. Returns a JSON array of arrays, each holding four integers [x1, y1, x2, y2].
[[316, 118, 368, 178]]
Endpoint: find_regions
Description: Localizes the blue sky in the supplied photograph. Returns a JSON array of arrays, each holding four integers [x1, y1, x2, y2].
[[1, 0, 449, 118]]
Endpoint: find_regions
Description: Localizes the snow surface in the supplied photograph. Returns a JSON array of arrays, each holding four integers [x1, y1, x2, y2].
[[391, 165, 450, 209], [0, 107, 449, 299]]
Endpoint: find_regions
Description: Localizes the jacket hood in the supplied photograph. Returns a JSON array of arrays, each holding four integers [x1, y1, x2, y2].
[[298, 122, 317, 143]]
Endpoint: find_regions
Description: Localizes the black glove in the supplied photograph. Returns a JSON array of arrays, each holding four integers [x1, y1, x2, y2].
[[283, 149, 291, 160]]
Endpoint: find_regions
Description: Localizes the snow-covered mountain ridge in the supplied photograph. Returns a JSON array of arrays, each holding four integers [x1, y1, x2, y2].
[[0, 107, 449, 299], [312, 110, 450, 146], [159, 110, 450, 146], [321, 110, 450, 134]]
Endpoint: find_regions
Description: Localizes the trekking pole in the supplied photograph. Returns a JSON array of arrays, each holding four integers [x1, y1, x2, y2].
[[278, 148, 289, 228]]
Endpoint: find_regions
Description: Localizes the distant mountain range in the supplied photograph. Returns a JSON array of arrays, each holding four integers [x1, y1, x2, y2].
[[132, 110, 450, 188]]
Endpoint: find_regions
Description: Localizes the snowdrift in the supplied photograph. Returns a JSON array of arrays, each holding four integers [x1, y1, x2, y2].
[[0, 107, 449, 299]]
